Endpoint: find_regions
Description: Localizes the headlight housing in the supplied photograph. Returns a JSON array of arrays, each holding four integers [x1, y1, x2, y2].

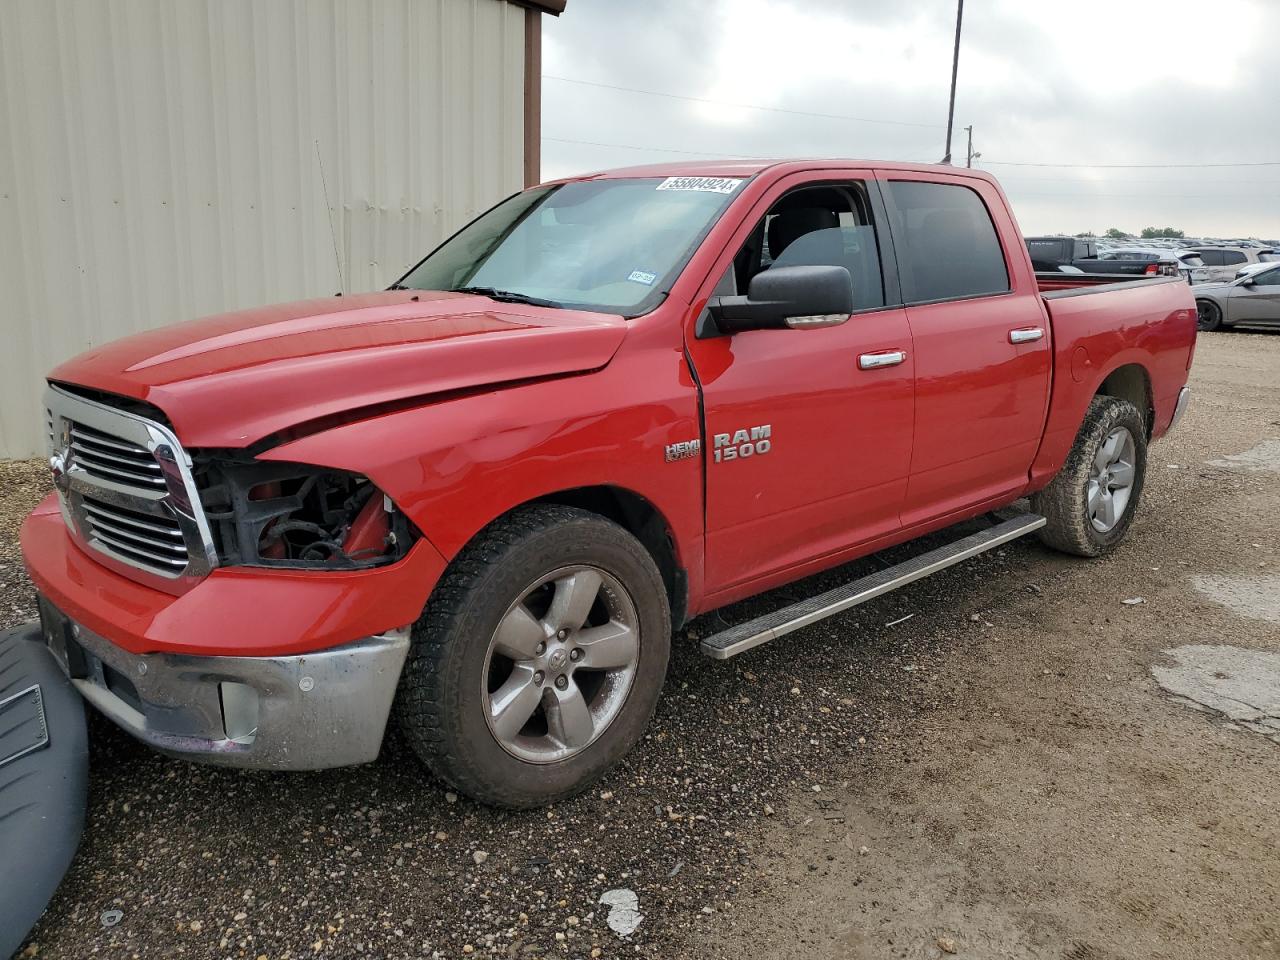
[[195, 455, 416, 569]]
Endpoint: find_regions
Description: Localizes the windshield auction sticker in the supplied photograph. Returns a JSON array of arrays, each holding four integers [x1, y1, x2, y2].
[[655, 176, 744, 194]]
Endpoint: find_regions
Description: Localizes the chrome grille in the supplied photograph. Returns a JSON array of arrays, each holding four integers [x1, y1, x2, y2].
[[80, 495, 189, 572], [69, 423, 166, 489], [45, 385, 217, 593]]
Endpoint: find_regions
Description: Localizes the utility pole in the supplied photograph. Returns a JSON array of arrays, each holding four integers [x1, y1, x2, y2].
[[964, 124, 979, 168], [941, 0, 964, 165]]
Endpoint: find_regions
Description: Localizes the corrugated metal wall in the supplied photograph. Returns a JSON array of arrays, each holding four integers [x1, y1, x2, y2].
[[0, 0, 526, 457]]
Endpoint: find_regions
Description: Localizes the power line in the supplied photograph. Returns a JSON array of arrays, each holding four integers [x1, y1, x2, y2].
[[543, 74, 944, 130], [983, 159, 1280, 169], [541, 133, 1280, 190], [1007, 190, 1267, 200], [992, 173, 1280, 185], [542, 135, 941, 165], [542, 75, 1277, 171], [542, 136, 773, 159]]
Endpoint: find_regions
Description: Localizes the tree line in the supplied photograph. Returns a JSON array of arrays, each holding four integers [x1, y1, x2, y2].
[[1073, 227, 1188, 239]]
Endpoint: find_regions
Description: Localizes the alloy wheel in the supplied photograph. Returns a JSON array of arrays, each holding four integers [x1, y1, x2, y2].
[[482, 565, 640, 763], [1087, 426, 1137, 533]]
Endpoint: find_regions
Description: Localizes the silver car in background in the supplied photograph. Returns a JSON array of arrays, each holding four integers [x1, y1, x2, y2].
[[1193, 263, 1280, 331], [1235, 257, 1280, 281], [1188, 246, 1277, 283]]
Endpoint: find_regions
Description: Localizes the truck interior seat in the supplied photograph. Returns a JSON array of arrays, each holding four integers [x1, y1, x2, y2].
[[768, 207, 839, 259]]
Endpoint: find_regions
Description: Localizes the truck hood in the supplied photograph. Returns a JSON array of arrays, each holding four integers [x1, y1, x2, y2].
[[50, 291, 628, 448]]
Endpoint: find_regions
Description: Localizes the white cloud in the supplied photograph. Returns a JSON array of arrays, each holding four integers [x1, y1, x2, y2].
[[543, 0, 1280, 237]]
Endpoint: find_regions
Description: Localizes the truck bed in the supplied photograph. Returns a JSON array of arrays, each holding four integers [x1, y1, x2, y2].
[[1030, 274, 1197, 486], [1036, 273, 1178, 294]]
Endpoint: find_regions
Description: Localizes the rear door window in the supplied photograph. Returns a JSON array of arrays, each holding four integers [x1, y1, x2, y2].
[[1220, 251, 1248, 266], [884, 180, 1010, 304]]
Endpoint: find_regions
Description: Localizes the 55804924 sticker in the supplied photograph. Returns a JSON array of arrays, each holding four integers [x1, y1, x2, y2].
[[655, 176, 744, 195]]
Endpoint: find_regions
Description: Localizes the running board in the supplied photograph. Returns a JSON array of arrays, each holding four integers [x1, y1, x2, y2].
[[700, 514, 1047, 660]]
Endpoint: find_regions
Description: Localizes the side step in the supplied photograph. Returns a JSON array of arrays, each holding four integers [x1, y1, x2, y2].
[[700, 513, 1046, 660]]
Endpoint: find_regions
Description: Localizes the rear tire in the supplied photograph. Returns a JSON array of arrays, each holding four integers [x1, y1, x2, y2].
[[1196, 299, 1222, 332], [395, 504, 671, 809], [1032, 396, 1147, 558]]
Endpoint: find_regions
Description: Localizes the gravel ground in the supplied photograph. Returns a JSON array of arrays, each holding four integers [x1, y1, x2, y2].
[[7, 330, 1280, 960]]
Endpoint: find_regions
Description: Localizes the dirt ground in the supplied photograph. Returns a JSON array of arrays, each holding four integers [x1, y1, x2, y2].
[[692, 330, 1280, 960], [5, 330, 1279, 960]]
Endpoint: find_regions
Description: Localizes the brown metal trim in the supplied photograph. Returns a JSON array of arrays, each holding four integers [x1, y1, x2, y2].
[[508, 0, 565, 16], [523, 8, 542, 187]]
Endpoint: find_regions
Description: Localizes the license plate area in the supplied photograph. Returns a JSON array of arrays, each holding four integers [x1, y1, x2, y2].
[[38, 597, 89, 679], [0, 683, 49, 769]]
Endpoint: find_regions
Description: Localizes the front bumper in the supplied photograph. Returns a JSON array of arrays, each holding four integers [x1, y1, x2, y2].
[[21, 495, 444, 658], [39, 598, 410, 770]]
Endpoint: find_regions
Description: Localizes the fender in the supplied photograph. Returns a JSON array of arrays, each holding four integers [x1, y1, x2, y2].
[[261, 319, 708, 609], [1030, 281, 1196, 488]]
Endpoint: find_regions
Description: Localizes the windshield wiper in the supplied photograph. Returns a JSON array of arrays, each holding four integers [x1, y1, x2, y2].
[[453, 285, 562, 308], [387, 283, 412, 290]]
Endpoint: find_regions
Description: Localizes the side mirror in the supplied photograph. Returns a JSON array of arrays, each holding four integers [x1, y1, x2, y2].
[[1239, 277, 1256, 287], [707, 265, 853, 335]]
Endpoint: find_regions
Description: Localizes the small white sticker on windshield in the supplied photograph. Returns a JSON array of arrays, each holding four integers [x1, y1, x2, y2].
[[627, 270, 657, 285], [656, 176, 743, 195]]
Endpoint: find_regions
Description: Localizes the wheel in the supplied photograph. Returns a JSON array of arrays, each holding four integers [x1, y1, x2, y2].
[[395, 504, 671, 808], [1196, 299, 1222, 332], [1031, 396, 1147, 558]]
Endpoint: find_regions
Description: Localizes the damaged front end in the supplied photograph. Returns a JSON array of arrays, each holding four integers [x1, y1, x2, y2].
[[192, 456, 418, 571]]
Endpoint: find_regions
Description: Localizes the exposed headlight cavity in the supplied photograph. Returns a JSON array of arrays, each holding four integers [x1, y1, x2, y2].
[[194, 455, 416, 569]]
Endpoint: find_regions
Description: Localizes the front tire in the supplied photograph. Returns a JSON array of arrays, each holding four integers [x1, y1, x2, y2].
[[1032, 396, 1147, 558], [395, 505, 671, 808], [1196, 299, 1222, 332]]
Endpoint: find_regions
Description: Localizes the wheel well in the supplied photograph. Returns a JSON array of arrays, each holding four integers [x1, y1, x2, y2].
[[1096, 364, 1154, 438], [534, 486, 688, 630]]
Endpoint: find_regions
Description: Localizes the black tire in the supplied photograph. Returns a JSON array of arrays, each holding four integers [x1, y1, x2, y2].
[[395, 504, 671, 808], [1031, 396, 1147, 558], [1196, 299, 1222, 332]]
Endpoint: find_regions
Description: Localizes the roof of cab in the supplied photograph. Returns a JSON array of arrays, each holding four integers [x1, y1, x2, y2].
[[551, 158, 1001, 185]]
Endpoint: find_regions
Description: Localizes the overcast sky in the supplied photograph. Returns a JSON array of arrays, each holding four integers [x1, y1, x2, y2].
[[542, 0, 1280, 239]]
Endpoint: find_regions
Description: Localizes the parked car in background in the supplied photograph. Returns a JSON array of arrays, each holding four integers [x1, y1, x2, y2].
[[1025, 240, 1198, 281], [1095, 247, 1206, 283], [1236, 259, 1280, 281], [1025, 235, 1099, 271], [1188, 246, 1270, 283], [1193, 263, 1280, 331]]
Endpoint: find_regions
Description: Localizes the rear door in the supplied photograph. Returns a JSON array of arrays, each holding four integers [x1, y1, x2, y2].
[[879, 175, 1052, 527], [684, 172, 915, 593], [1216, 249, 1250, 282]]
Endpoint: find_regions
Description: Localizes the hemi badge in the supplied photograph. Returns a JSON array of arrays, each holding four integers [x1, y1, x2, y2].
[[665, 439, 701, 463]]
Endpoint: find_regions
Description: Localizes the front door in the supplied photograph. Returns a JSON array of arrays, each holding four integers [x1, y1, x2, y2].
[[1231, 266, 1280, 323], [684, 174, 915, 596], [878, 176, 1053, 526]]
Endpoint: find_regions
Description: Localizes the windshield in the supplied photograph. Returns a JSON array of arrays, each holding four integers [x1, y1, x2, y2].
[[397, 177, 746, 314]]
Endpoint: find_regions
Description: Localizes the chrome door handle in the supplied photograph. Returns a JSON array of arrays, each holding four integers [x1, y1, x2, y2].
[[1009, 327, 1044, 344], [858, 350, 907, 370]]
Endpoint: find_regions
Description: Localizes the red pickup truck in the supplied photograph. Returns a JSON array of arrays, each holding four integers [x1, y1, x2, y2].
[[22, 160, 1196, 808]]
